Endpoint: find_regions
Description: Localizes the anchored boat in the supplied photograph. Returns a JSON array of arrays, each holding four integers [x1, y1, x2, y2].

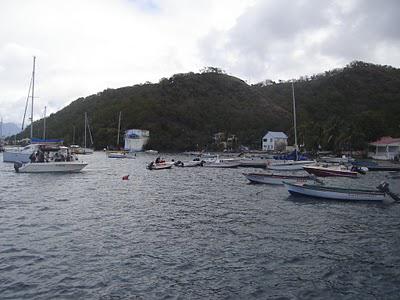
[[243, 172, 316, 185], [14, 145, 87, 173], [283, 181, 398, 202], [303, 165, 358, 178]]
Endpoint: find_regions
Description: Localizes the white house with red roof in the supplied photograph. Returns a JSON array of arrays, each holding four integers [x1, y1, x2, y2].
[[368, 136, 400, 160]]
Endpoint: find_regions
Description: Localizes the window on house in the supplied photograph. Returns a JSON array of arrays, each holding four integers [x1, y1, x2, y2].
[[270, 138, 273, 142]]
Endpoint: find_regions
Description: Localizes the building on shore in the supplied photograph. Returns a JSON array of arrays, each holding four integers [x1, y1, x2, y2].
[[124, 129, 149, 152], [262, 131, 288, 151], [368, 136, 400, 160]]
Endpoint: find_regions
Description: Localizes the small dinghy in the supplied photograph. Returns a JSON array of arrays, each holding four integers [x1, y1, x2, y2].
[[267, 160, 315, 171], [243, 173, 316, 185], [303, 165, 358, 178], [147, 162, 173, 170], [147, 157, 174, 170], [284, 181, 399, 202], [202, 156, 240, 168]]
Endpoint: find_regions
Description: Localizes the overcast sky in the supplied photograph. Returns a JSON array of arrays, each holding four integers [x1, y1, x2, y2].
[[0, 0, 399, 124]]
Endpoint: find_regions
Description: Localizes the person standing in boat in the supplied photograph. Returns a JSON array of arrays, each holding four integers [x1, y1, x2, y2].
[[37, 150, 45, 162], [29, 152, 36, 163]]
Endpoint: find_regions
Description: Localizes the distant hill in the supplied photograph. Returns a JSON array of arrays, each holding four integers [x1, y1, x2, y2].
[[1, 122, 20, 137], [13, 61, 400, 152]]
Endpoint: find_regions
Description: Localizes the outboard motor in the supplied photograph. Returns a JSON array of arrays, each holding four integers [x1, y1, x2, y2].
[[14, 162, 23, 173], [377, 182, 400, 201], [147, 161, 154, 170]]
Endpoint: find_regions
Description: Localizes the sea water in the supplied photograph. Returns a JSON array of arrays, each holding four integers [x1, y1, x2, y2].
[[0, 152, 399, 299]]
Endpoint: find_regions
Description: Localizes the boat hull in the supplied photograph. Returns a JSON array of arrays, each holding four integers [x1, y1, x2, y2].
[[243, 173, 313, 185], [15, 162, 88, 173], [203, 162, 240, 168], [284, 182, 386, 201], [147, 162, 174, 170], [175, 161, 203, 167], [267, 160, 315, 171], [107, 153, 127, 158], [303, 166, 358, 177]]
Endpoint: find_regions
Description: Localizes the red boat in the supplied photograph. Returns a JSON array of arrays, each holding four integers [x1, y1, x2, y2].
[[303, 165, 358, 178]]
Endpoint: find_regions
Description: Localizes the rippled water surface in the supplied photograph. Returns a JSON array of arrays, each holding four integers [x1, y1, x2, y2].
[[1, 152, 400, 299]]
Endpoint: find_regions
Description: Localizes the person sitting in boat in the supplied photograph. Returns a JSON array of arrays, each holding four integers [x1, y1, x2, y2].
[[155, 157, 161, 163], [29, 152, 36, 163], [37, 150, 45, 163], [54, 152, 61, 162], [44, 152, 50, 163]]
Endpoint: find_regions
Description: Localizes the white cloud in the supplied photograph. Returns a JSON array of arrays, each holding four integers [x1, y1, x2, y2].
[[0, 0, 399, 123]]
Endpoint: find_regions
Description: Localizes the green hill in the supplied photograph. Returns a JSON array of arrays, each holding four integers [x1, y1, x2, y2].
[[255, 61, 400, 151], [15, 62, 400, 152]]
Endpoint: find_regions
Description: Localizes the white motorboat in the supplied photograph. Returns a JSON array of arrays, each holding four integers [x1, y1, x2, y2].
[[303, 165, 359, 178], [267, 160, 315, 171], [202, 155, 241, 168], [13, 145, 87, 173], [284, 181, 388, 202], [203, 160, 240, 168], [147, 161, 174, 170], [14, 161, 87, 173], [243, 172, 316, 185]]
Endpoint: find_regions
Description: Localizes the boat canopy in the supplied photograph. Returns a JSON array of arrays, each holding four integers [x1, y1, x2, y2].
[[31, 138, 64, 144], [273, 149, 310, 161]]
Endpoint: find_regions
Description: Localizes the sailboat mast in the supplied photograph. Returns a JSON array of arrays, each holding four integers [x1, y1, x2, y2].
[[117, 111, 121, 146], [292, 81, 298, 150], [84, 112, 87, 149], [30, 56, 36, 140], [43, 106, 46, 140]]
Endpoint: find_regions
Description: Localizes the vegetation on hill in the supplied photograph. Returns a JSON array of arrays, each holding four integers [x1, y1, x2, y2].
[[13, 61, 400, 153], [255, 61, 400, 152]]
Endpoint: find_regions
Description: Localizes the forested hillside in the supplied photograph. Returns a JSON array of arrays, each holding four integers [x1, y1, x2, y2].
[[255, 61, 400, 151], [14, 62, 400, 152]]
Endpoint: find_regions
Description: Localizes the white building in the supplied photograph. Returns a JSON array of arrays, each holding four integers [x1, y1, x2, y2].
[[368, 136, 400, 160], [262, 131, 288, 151], [124, 129, 150, 152]]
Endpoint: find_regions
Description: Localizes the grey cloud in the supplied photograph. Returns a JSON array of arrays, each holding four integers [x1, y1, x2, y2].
[[199, 0, 400, 82]]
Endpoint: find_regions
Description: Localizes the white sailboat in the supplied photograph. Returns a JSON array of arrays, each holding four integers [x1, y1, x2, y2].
[[4, 56, 38, 163], [267, 82, 315, 171], [80, 112, 94, 154], [0, 117, 5, 152], [106, 111, 135, 158]]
